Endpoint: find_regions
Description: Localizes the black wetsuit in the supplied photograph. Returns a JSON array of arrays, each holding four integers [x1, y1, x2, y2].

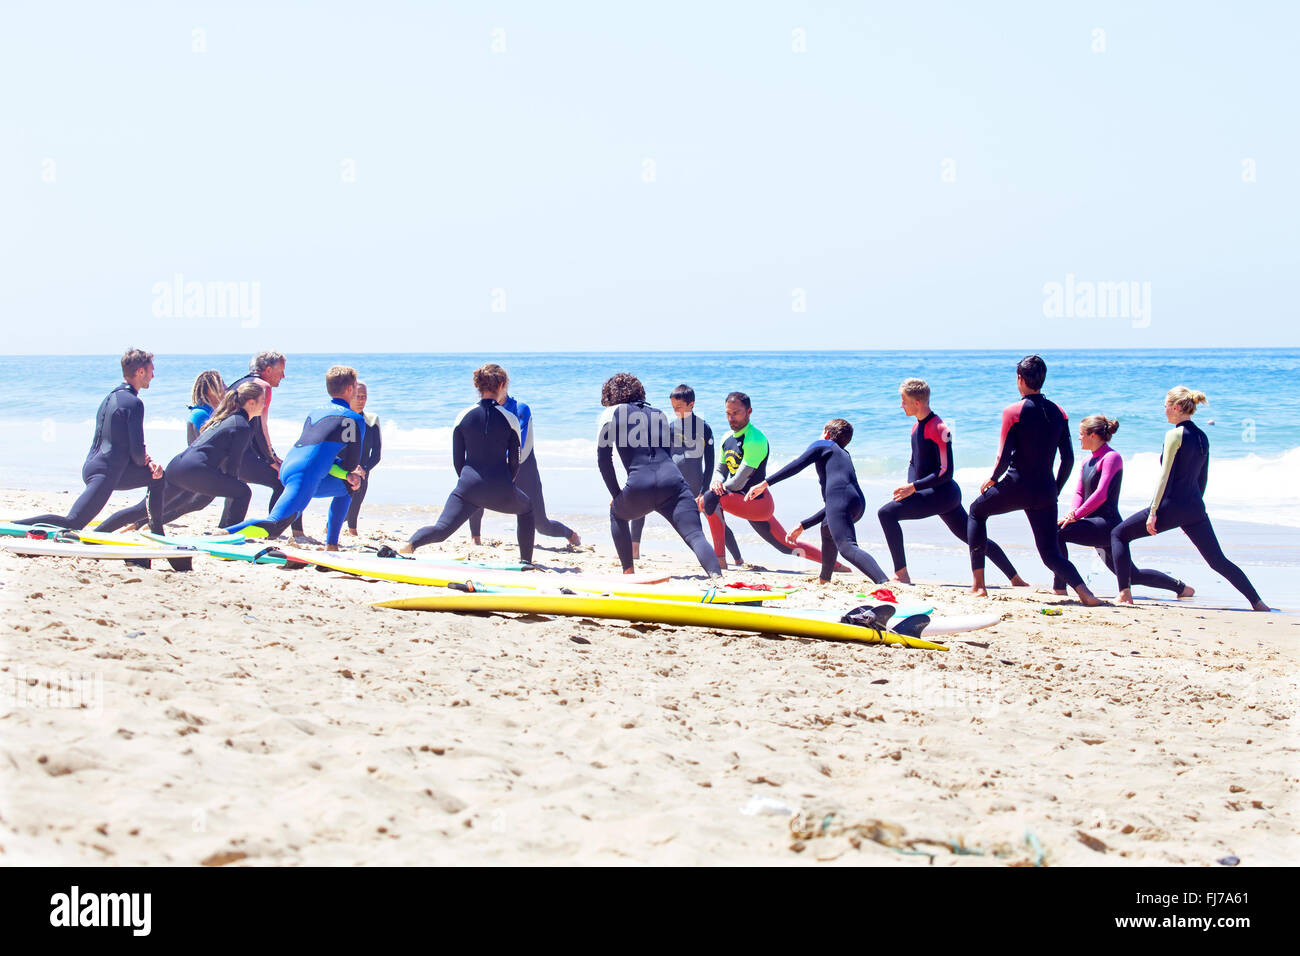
[[345, 413, 382, 530], [630, 413, 742, 561], [967, 393, 1085, 587], [598, 402, 719, 575], [227, 372, 303, 534], [1111, 420, 1260, 605], [766, 439, 887, 582], [99, 410, 256, 531], [19, 382, 164, 531], [409, 399, 534, 561], [876, 411, 1022, 580]]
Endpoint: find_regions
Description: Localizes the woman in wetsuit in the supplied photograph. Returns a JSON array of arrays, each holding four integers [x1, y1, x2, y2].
[[745, 419, 889, 584], [400, 365, 535, 562], [1053, 415, 1191, 598], [597, 373, 720, 576], [187, 370, 226, 443], [1111, 388, 1268, 611]]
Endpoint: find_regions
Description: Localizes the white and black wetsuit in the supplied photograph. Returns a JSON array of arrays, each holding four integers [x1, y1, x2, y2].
[[409, 399, 535, 561], [99, 409, 256, 531], [597, 401, 720, 575], [19, 382, 164, 531]]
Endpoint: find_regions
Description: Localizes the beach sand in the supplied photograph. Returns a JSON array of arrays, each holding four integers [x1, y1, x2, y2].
[[2, 488, 1296, 866]]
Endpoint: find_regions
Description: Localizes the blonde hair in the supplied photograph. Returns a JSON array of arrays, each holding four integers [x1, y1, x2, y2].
[[1079, 414, 1119, 442], [326, 365, 358, 397], [899, 378, 930, 401], [191, 370, 225, 406], [1166, 386, 1208, 416]]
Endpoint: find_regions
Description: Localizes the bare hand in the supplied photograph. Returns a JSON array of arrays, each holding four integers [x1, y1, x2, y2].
[[892, 483, 915, 502], [710, 480, 724, 496], [147, 459, 164, 480], [1058, 511, 1076, 528], [744, 481, 768, 502], [1146, 514, 1158, 536], [347, 473, 361, 491], [787, 524, 803, 544]]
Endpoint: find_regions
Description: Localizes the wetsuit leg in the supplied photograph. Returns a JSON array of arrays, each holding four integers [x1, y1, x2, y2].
[[1027, 505, 1084, 588], [818, 523, 838, 580], [515, 456, 572, 540], [411, 491, 477, 550], [824, 500, 888, 583], [967, 483, 1024, 571], [468, 508, 483, 539], [652, 485, 720, 576], [936, 505, 1019, 582], [225, 467, 315, 539], [346, 475, 368, 530], [414, 483, 534, 562], [22, 460, 164, 531], [706, 491, 826, 566], [1054, 516, 1112, 591], [1180, 516, 1261, 605], [239, 450, 304, 534], [1110, 511, 1153, 592]]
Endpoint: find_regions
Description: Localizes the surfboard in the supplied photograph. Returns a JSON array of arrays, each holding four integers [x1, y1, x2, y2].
[[0, 521, 68, 537], [138, 531, 289, 564], [787, 607, 1001, 636], [374, 592, 948, 650], [0, 539, 202, 560]]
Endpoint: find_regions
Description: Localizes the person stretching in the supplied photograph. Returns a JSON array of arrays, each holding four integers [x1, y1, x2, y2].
[[630, 384, 742, 563], [597, 373, 720, 576], [1111, 388, 1268, 611], [224, 366, 365, 550], [186, 370, 226, 443], [226, 350, 303, 536], [966, 355, 1102, 605], [878, 378, 1028, 587], [1055, 414, 1192, 598], [400, 364, 535, 562], [697, 392, 833, 571], [745, 419, 888, 584], [344, 381, 382, 535], [18, 348, 165, 533], [465, 365, 580, 548]]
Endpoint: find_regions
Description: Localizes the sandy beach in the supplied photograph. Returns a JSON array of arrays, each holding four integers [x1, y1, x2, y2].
[[1, 487, 1295, 867]]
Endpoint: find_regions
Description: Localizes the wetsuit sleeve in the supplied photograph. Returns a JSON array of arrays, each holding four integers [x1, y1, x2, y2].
[[515, 401, 532, 452], [336, 415, 365, 473], [1075, 452, 1120, 519], [766, 441, 820, 486], [801, 507, 826, 529], [452, 421, 466, 476], [991, 402, 1020, 480], [912, 418, 952, 491], [596, 412, 621, 499], [126, 396, 149, 467], [1198, 444, 1209, 497], [507, 426, 520, 481], [1055, 410, 1074, 495], [1148, 427, 1183, 520], [223, 421, 252, 477], [724, 428, 769, 492], [365, 420, 382, 471], [703, 422, 715, 478]]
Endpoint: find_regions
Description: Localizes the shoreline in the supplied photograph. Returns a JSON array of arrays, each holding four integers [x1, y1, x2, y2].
[[1, 489, 1296, 865]]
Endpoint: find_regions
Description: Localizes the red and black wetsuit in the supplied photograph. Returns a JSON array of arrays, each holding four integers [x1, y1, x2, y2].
[[876, 410, 1021, 579]]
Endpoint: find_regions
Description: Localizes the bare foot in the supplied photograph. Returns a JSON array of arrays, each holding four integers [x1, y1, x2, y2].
[[1053, 589, 1068, 596], [568, 531, 582, 547], [344, 528, 357, 536], [623, 568, 636, 575], [471, 537, 482, 546], [326, 544, 339, 552], [1011, 575, 1031, 587], [892, 570, 912, 584], [398, 543, 415, 555], [1076, 589, 1104, 607], [969, 585, 988, 597], [1178, 584, 1196, 599], [818, 578, 832, 585], [1117, 588, 1134, 605], [1253, 600, 1272, 612]]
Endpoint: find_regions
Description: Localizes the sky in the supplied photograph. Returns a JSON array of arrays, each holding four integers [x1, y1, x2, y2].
[[1, 1, 1296, 353]]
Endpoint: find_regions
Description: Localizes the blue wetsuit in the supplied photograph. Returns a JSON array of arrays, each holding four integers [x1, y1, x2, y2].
[[766, 439, 887, 583], [186, 403, 213, 445], [410, 399, 535, 560], [225, 397, 365, 546], [467, 396, 574, 542], [19, 382, 165, 531]]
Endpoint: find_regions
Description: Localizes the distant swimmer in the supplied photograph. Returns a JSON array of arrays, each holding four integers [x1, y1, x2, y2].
[[466, 365, 580, 548], [596, 373, 720, 577], [745, 419, 889, 584], [877, 378, 1028, 587], [224, 366, 366, 550], [1111, 388, 1268, 611], [344, 381, 382, 536], [17, 349, 165, 533], [630, 384, 741, 564], [226, 351, 304, 537], [967, 355, 1102, 605], [697, 392, 834, 571], [401, 364, 535, 562], [1055, 415, 1192, 599]]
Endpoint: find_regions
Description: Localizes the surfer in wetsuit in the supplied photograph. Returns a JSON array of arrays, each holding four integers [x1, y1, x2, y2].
[[697, 392, 834, 571], [226, 351, 304, 537], [744, 419, 889, 583], [1111, 388, 1268, 611], [400, 364, 535, 562], [224, 366, 366, 550], [465, 365, 580, 548], [877, 378, 1028, 587], [344, 382, 382, 535], [966, 355, 1102, 605], [1055, 414, 1192, 598], [597, 373, 720, 576], [17, 348, 166, 532], [629, 385, 742, 564]]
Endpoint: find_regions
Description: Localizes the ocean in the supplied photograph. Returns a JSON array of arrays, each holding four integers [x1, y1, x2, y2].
[[3, 350, 1297, 607]]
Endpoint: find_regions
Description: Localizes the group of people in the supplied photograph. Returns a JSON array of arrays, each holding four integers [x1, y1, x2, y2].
[[19, 350, 1270, 611]]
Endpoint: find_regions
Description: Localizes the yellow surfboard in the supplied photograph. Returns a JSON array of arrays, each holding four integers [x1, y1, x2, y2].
[[375, 592, 947, 650]]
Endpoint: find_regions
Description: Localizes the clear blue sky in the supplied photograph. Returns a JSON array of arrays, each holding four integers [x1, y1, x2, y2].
[[2, 1, 1295, 353]]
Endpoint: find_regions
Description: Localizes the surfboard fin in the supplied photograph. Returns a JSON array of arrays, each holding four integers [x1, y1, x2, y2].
[[840, 604, 896, 629], [891, 613, 932, 638]]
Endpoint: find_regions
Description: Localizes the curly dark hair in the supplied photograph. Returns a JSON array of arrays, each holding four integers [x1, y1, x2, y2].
[[601, 373, 646, 407]]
